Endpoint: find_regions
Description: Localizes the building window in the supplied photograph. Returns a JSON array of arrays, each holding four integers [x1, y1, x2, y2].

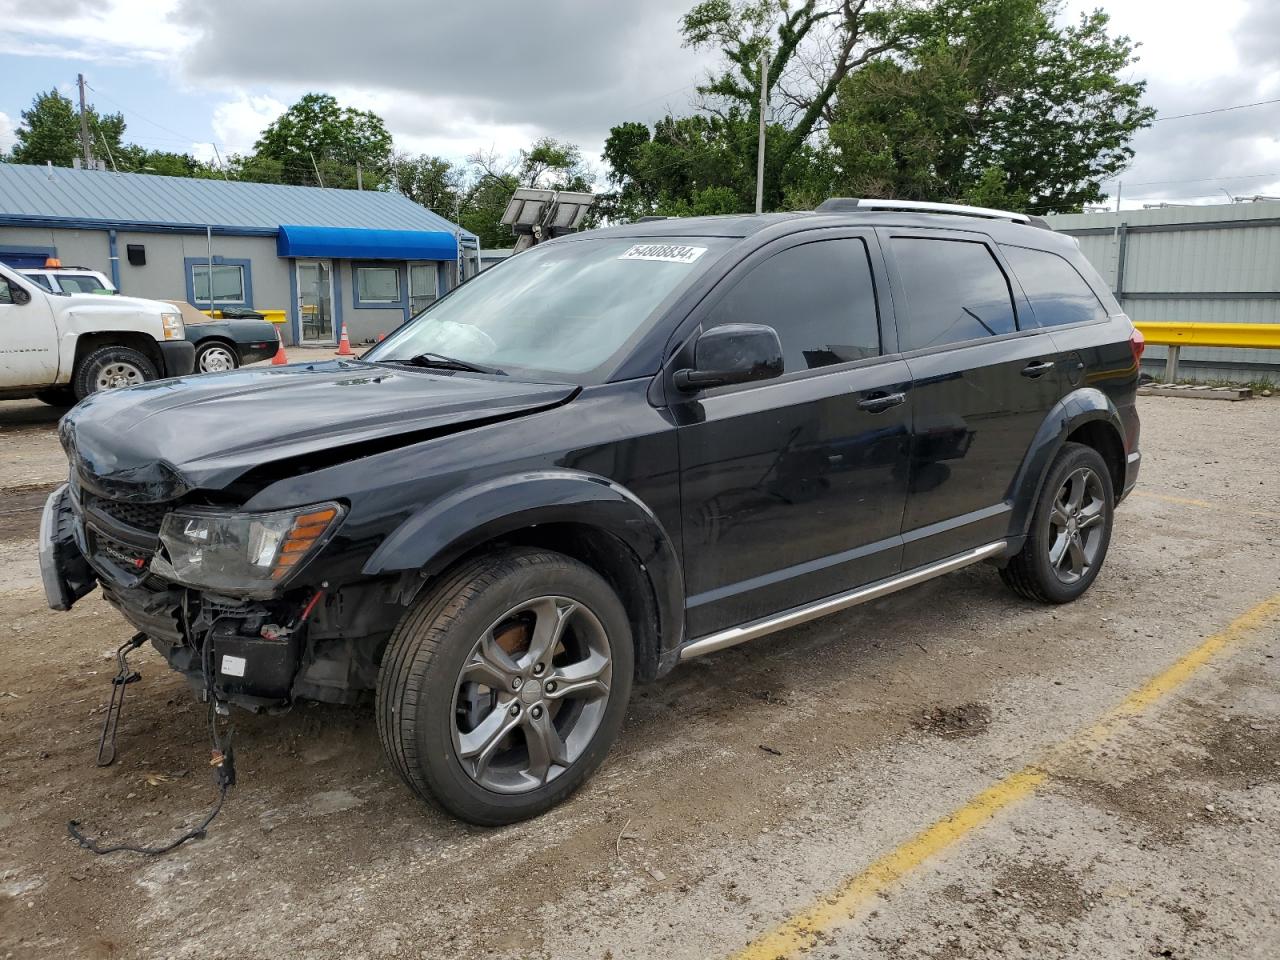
[[409, 262, 438, 316], [191, 263, 246, 304], [355, 265, 401, 304]]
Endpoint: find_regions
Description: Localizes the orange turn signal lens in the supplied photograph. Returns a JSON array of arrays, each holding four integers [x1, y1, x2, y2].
[[269, 506, 340, 580]]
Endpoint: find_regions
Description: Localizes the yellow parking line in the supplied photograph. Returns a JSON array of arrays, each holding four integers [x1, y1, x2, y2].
[[729, 593, 1280, 960], [1132, 490, 1280, 520]]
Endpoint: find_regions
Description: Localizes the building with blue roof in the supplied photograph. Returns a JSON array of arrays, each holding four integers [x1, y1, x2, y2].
[[0, 163, 481, 346]]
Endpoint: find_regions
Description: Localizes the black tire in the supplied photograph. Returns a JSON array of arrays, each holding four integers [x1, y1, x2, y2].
[[1001, 442, 1115, 604], [34, 387, 77, 407], [377, 548, 634, 825], [195, 340, 240, 373], [72, 345, 158, 400]]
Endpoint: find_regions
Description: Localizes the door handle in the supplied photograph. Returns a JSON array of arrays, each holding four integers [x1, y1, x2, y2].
[[1021, 360, 1056, 379], [857, 391, 907, 413]]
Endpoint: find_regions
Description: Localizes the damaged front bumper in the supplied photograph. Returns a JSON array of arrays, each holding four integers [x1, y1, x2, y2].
[[39, 484, 97, 611], [41, 482, 394, 711]]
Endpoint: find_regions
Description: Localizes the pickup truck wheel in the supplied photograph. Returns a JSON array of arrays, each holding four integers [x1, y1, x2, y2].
[[73, 346, 158, 400], [377, 549, 634, 825], [1001, 442, 1115, 604], [195, 341, 239, 373]]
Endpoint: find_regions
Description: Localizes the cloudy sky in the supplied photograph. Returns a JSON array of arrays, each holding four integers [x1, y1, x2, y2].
[[1, 0, 1278, 208]]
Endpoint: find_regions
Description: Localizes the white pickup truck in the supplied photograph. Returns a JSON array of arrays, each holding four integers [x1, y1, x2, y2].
[[0, 261, 195, 405]]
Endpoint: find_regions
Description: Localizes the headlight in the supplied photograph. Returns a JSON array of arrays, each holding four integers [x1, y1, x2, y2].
[[160, 312, 184, 340], [155, 502, 344, 597]]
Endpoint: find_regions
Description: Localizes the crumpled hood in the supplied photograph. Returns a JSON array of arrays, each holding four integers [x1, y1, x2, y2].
[[61, 360, 576, 496]]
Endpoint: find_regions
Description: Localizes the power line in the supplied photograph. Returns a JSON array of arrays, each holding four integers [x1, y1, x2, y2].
[[1154, 97, 1280, 122]]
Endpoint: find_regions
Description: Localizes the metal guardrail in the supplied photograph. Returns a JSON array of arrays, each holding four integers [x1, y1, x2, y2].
[[1134, 322, 1280, 381]]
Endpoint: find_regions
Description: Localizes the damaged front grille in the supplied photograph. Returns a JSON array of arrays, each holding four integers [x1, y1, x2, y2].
[[82, 493, 170, 535]]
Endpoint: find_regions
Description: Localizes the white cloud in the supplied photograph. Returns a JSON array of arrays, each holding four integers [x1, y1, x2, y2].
[[208, 93, 287, 156], [0, 112, 16, 153], [0, 0, 191, 63]]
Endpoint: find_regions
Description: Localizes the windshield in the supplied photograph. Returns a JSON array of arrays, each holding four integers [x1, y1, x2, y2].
[[363, 237, 731, 382]]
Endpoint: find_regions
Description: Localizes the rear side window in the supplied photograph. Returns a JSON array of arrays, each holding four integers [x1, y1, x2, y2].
[[890, 237, 1017, 351], [705, 238, 880, 373], [1001, 245, 1110, 327], [25, 273, 54, 292]]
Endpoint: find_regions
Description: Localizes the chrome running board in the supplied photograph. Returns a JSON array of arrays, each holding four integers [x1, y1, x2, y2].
[[678, 541, 1007, 661]]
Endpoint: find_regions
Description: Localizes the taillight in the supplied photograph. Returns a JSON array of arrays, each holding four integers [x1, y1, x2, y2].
[[1129, 327, 1145, 363]]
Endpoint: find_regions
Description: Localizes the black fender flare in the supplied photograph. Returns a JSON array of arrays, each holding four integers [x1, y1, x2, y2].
[[1007, 387, 1127, 542], [363, 469, 685, 672]]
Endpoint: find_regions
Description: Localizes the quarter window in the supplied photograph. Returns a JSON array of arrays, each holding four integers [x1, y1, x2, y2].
[[1001, 245, 1109, 327], [891, 238, 1017, 351], [705, 238, 881, 374], [191, 264, 246, 304], [356, 265, 401, 304], [0, 278, 12, 304]]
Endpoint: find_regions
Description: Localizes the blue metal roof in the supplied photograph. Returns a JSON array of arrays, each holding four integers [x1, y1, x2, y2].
[[0, 163, 477, 245], [277, 224, 458, 260]]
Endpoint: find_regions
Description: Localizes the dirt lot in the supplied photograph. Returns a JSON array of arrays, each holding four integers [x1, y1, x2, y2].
[[1, 393, 1278, 960]]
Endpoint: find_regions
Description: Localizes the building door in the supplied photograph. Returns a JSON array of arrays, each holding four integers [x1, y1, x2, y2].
[[296, 260, 334, 344], [408, 262, 438, 317]]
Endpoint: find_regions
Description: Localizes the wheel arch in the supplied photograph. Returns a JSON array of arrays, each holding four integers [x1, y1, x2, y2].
[[364, 471, 685, 681], [72, 331, 163, 375], [1008, 388, 1127, 543]]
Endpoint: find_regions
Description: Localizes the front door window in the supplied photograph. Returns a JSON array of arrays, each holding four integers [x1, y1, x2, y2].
[[297, 260, 334, 344]]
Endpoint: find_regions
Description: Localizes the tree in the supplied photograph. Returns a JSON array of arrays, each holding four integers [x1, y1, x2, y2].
[[253, 93, 393, 187], [827, 0, 1154, 212], [10, 89, 125, 167], [680, 0, 905, 208], [385, 152, 463, 213]]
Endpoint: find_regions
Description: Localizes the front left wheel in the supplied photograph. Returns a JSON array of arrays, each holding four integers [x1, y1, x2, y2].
[[377, 549, 634, 825]]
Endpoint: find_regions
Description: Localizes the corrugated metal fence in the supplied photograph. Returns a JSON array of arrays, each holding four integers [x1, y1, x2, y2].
[[1046, 202, 1280, 383]]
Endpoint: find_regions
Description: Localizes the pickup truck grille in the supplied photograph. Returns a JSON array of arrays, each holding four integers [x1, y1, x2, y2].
[[81, 493, 169, 535]]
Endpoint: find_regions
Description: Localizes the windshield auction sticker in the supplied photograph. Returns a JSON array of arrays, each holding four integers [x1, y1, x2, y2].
[[619, 243, 707, 264]]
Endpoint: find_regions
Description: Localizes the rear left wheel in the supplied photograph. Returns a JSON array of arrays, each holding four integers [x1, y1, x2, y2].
[[1001, 442, 1115, 604], [195, 341, 239, 373], [377, 549, 633, 825]]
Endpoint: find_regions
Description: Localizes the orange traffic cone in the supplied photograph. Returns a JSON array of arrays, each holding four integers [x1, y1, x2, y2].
[[335, 322, 355, 357], [271, 327, 289, 366]]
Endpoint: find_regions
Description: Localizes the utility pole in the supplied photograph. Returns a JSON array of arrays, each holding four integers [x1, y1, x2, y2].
[[309, 151, 325, 188], [755, 51, 769, 214], [77, 73, 94, 168], [356, 160, 363, 191]]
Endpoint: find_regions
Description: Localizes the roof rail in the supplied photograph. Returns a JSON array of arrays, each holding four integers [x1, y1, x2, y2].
[[816, 197, 1033, 225]]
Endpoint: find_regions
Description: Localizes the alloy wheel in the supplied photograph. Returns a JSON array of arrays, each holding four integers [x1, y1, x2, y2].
[[198, 345, 237, 372], [1047, 466, 1107, 584], [94, 361, 145, 390], [451, 595, 612, 794]]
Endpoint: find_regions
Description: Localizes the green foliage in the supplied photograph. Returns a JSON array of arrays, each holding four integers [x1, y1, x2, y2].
[[113, 145, 211, 177], [253, 93, 393, 187], [10, 89, 125, 167], [385, 152, 463, 213], [827, 0, 1154, 213]]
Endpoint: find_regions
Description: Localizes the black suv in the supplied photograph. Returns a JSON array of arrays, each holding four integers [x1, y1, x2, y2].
[[41, 200, 1142, 825]]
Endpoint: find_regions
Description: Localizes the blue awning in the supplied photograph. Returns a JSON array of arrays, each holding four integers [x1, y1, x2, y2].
[[276, 224, 458, 261]]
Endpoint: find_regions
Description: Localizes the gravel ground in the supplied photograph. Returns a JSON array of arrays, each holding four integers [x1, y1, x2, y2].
[[0, 394, 1277, 960]]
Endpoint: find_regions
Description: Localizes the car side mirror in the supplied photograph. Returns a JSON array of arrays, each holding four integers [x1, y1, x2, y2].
[[10, 286, 31, 306], [674, 323, 784, 391]]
